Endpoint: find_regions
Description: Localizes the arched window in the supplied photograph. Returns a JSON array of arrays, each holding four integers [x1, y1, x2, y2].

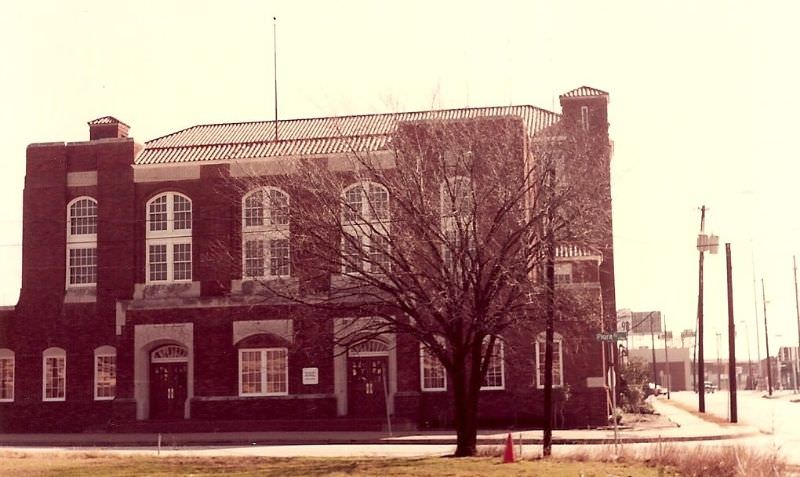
[[94, 346, 116, 400], [43, 347, 66, 401], [242, 187, 290, 279], [481, 336, 505, 390], [146, 192, 192, 282], [535, 332, 564, 388], [341, 182, 390, 274], [0, 348, 14, 402], [66, 197, 98, 287]]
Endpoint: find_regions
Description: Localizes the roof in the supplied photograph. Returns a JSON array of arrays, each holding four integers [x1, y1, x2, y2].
[[136, 105, 561, 166], [555, 244, 602, 261], [559, 86, 608, 99], [88, 116, 129, 127]]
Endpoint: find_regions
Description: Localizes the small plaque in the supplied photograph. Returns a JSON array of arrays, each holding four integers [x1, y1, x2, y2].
[[302, 367, 319, 385]]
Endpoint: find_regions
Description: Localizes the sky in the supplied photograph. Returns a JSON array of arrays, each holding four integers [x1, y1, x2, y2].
[[0, 0, 798, 358]]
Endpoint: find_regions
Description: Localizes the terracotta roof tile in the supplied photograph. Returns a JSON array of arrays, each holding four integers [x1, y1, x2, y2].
[[88, 116, 129, 127], [136, 105, 561, 165], [559, 86, 608, 99]]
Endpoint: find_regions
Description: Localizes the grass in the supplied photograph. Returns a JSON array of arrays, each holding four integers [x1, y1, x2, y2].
[[0, 452, 673, 477]]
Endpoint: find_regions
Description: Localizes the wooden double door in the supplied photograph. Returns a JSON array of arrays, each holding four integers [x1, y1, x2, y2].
[[348, 356, 388, 417], [150, 362, 187, 420]]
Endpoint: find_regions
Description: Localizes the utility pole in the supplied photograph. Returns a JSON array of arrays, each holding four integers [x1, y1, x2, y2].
[[650, 313, 658, 387], [697, 205, 707, 412], [793, 256, 800, 394], [726, 243, 737, 422], [663, 315, 671, 399], [751, 241, 762, 388], [763, 278, 773, 396], [716, 331, 722, 390]]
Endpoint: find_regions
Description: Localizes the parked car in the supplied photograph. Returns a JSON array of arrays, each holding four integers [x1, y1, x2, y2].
[[704, 380, 717, 393]]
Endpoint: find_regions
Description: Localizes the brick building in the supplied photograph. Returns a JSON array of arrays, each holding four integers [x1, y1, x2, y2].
[[0, 86, 616, 432]]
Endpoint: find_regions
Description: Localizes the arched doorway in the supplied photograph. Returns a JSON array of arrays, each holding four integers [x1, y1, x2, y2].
[[149, 344, 188, 420], [347, 339, 389, 417]]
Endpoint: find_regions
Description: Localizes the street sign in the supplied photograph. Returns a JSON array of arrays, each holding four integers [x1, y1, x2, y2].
[[596, 332, 627, 342]]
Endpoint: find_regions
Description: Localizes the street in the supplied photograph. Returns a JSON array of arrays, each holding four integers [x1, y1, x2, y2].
[[670, 390, 800, 464]]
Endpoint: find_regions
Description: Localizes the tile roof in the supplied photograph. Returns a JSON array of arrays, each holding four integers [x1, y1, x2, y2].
[[136, 105, 561, 165], [88, 116, 129, 127], [559, 86, 608, 99], [556, 244, 602, 261]]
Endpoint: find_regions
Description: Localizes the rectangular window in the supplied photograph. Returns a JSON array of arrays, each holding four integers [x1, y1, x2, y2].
[[0, 357, 13, 402], [536, 340, 563, 388], [70, 200, 97, 235], [420, 344, 446, 391], [580, 105, 589, 131], [244, 239, 265, 278], [481, 340, 504, 390], [148, 244, 168, 281], [173, 196, 192, 230], [342, 236, 363, 274], [269, 190, 289, 226], [68, 247, 97, 285], [239, 348, 288, 396], [555, 263, 573, 284], [44, 356, 66, 401], [368, 233, 390, 273], [173, 242, 192, 281], [94, 355, 116, 400], [269, 239, 290, 276]]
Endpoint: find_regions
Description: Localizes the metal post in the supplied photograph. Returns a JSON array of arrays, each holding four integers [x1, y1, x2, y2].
[[650, 314, 658, 387], [763, 278, 773, 396], [793, 256, 800, 394], [663, 315, 671, 399]]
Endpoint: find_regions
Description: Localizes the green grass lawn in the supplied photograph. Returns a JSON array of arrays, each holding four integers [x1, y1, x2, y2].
[[0, 453, 678, 477]]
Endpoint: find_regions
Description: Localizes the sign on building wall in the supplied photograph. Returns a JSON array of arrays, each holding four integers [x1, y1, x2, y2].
[[302, 367, 319, 385]]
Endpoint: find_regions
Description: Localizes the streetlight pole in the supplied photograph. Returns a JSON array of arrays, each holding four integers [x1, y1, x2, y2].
[[741, 320, 753, 389], [650, 313, 658, 387], [793, 255, 800, 394]]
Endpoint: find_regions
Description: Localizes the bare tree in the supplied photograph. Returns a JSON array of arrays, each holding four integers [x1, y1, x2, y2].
[[221, 114, 610, 457]]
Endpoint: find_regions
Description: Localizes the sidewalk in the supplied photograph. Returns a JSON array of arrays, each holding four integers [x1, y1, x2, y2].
[[0, 397, 760, 448]]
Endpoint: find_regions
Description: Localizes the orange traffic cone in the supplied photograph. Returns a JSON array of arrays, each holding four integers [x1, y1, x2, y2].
[[502, 433, 515, 463]]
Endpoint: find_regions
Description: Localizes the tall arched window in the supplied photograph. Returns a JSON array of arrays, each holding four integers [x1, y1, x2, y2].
[[440, 177, 474, 272], [66, 197, 97, 287], [535, 332, 564, 388], [0, 348, 14, 402], [341, 182, 390, 274], [94, 346, 116, 400], [242, 187, 290, 279], [146, 192, 192, 282], [43, 347, 66, 401]]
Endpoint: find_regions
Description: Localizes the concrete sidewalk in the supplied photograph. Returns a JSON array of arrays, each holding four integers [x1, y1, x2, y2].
[[0, 397, 760, 448]]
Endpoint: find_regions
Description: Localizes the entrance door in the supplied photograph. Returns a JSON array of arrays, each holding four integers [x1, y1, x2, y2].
[[348, 356, 388, 417], [150, 362, 187, 420]]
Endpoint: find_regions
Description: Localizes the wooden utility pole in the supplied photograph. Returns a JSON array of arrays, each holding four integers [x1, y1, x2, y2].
[[650, 314, 658, 386], [726, 243, 737, 422], [763, 278, 773, 396], [697, 205, 707, 412]]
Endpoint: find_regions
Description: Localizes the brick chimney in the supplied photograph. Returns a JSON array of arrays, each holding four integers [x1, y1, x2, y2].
[[88, 116, 130, 140]]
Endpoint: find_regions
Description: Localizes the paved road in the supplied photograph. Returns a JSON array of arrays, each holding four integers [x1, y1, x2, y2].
[[670, 389, 800, 464]]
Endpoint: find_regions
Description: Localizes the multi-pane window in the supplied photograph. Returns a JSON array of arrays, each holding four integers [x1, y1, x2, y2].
[[146, 192, 192, 282], [66, 197, 98, 287], [0, 350, 13, 402], [94, 346, 116, 400], [554, 263, 573, 284], [242, 188, 290, 279], [68, 247, 97, 285], [535, 333, 564, 388], [238, 348, 288, 396], [481, 338, 505, 390], [580, 105, 590, 131], [43, 348, 66, 401], [420, 343, 446, 391], [341, 182, 390, 274], [440, 177, 474, 273]]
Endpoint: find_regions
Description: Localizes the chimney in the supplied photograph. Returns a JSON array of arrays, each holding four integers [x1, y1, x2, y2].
[[88, 116, 130, 140]]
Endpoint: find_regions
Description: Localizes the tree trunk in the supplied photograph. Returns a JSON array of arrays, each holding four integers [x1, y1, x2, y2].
[[452, 364, 479, 457]]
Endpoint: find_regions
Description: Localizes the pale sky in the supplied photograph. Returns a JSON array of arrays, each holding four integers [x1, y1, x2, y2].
[[1, 1, 798, 358]]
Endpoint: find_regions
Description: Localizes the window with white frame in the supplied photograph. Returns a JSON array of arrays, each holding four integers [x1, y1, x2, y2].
[[94, 346, 116, 400], [555, 263, 573, 284], [481, 337, 505, 390], [66, 197, 98, 287], [580, 105, 590, 131], [238, 348, 288, 396], [341, 182, 390, 274], [535, 332, 564, 388], [242, 188, 290, 279], [43, 347, 66, 401], [420, 342, 446, 391], [146, 192, 192, 282], [0, 349, 14, 402], [440, 176, 474, 272]]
